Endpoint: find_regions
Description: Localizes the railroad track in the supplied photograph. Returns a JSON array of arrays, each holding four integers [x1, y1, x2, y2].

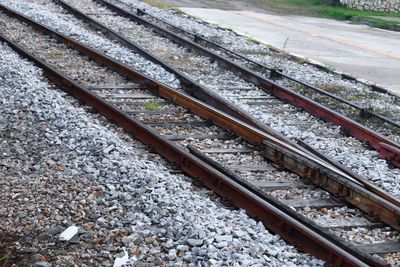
[[12, 0, 400, 198], [125, 1, 400, 130], [33, 0, 400, 209], [113, 0, 400, 130], [11, 0, 398, 208], [64, 0, 400, 169], [0, 4, 400, 266]]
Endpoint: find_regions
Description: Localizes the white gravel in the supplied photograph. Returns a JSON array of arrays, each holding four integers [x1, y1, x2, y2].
[[0, 0, 181, 89], [2, 0, 398, 196], [117, 0, 400, 119], [70, 0, 400, 195], [0, 36, 325, 267], [1, 2, 398, 265]]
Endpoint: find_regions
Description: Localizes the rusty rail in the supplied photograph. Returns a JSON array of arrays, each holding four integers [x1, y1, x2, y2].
[[0, 4, 398, 265], [119, 0, 398, 101], [0, 28, 373, 267], [0, 1, 400, 230], [51, 1, 400, 212], [95, 0, 400, 168], [52, 0, 292, 145], [133, 4, 400, 129], [1, 3, 399, 231], [55, 0, 344, 169], [297, 140, 400, 207], [186, 145, 388, 267]]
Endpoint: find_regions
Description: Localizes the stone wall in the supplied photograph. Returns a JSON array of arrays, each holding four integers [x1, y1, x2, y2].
[[340, 0, 400, 12]]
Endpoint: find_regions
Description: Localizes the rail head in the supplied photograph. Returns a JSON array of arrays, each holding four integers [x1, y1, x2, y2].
[[2, 2, 399, 231], [0, 30, 375, 267], [132, 5, 400, 130], [95, 0, 400, 168]]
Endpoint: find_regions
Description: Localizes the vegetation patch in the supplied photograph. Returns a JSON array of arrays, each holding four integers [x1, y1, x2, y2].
[[75, 63, 84, 69], [47, 50, 64, 58], [171, 7, 185, 14], [322, 83, 347, 94], [0, 234, 24, 267], [256, 0, 400, 29], [143, 101, 164, 111], [0, 251, 11, 263], [142, 0, 172, 9]]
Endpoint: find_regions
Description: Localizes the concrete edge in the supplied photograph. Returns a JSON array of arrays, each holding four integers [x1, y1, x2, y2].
[[172, 8, 400, 98]]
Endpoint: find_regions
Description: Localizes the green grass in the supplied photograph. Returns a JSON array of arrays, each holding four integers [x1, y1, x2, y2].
[[75, 63, 84, 69], [47, 50, 64, 58], [256, 0, 400, 29], [256, 0, 329, 14], [171, 7, 185, 14], [320, 5, 400, 21], [0, 251, 11, 262], [142, 0, 172, 9], [143, 101, 164, 111]]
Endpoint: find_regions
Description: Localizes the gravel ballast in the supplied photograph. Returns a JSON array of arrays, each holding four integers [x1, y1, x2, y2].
[[117, 0, 400, 115], [6, 0, 398, 196], [0, 37, 325, 267], [1, 1, 400, 265]]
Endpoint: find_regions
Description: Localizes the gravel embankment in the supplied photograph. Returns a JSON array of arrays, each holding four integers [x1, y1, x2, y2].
[[0, 36, 324, 267], [6, 0, 397, 196], [1, 0, 181, 89], [1, 1, 399, 265]]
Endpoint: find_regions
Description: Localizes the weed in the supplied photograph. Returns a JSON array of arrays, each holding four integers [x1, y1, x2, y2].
[[319, 6, 400, 21], [316, 5, 400, 29], [367, 92, 381, 100], [275, 37, 289, 69], [322, 83, 347, 94], [47, 50, 64, 58], [300, 85, 314, 95], [292, 56, 308, 65], [170, 7, 185, 15], [250, 64, 269, 74], [142, 0, 172, 9], [245, 36, 256, 44], [143, 101, 164, 110], [0, 251, 11, 262], [369, 22, 391, 29], [346, 94, 364, 101], [258, 0, 400, 30], [241, 49, 272, 57]]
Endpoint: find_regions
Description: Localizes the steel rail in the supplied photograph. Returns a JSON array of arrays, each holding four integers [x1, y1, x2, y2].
[[1, 6, 399, 265], [131, 4, 400, 129], [0, 3, 352, 181], [297, 140, 400, 207], [54, 0, 400, 209], [115, 0, 395, 101], [186, 145, 388, 267], [1, 3, 399, 232], [55, 0, 366, 183], [53, 0, 308, 154], [96, 0, 400, 168], [0, 28, 375, 267]]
